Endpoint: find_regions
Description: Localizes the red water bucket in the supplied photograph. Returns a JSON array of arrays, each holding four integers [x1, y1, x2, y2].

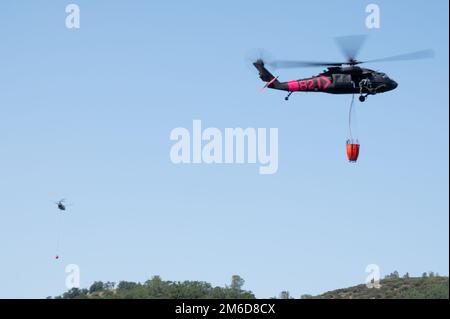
[[346, 141, 360, 162]]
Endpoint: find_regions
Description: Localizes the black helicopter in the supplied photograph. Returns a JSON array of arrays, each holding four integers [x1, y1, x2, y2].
[[254, 35, 434, 102], [56, 199, 67, 211]]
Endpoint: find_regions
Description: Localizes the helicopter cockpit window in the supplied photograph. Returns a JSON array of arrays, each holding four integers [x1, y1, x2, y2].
[[332, 74, 355, 88], [332, 74, 352, 83]]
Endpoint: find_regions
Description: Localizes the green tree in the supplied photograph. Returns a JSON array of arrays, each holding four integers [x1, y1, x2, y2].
[[279, 291, 291, 299], [230, 275, 245, 291], [104, 281, 115, 290], [89, 281, 105, 294], [62, 288, 88, 299], [117, 281, 139, 290]]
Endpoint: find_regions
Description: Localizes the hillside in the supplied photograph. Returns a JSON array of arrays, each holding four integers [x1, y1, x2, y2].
[[306, 276, 449, 299], [52, 273, 449, 299]]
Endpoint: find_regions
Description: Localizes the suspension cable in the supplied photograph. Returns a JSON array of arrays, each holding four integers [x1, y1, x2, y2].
[[348, 94, 355, 141]]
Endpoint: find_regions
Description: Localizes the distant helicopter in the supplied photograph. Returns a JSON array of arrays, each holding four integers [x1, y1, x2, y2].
[[253, 35, 434, 102], [55, 199, 67, 211]]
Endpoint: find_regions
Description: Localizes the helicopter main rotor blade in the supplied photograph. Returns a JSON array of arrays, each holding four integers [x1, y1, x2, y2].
[[334, 34, 368, 62], [360, 49, 435, 64], [269, 60, 344, 69], [269, 34, 368, 69], [252, 36, 433, 70]]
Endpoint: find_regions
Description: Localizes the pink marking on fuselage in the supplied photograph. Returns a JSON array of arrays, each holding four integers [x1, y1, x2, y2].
[[288, 80, 299, 92], [319, 76, 331, 90]]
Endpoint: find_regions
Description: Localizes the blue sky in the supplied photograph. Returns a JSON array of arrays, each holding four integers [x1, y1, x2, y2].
[[0, 0, 448, 298]]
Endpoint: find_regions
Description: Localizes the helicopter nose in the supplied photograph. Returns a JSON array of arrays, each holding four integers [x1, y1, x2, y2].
[[391, 80, 398, 89]]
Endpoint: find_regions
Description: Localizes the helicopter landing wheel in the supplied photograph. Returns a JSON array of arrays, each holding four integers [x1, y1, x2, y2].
[[359, 95, 366, 102]]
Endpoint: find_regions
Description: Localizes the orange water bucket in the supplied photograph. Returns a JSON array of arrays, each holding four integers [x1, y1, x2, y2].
[[346, 142, 360, 162]]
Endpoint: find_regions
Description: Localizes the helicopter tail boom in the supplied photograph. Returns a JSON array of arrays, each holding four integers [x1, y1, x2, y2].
[[253, 59, 281, 88]]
